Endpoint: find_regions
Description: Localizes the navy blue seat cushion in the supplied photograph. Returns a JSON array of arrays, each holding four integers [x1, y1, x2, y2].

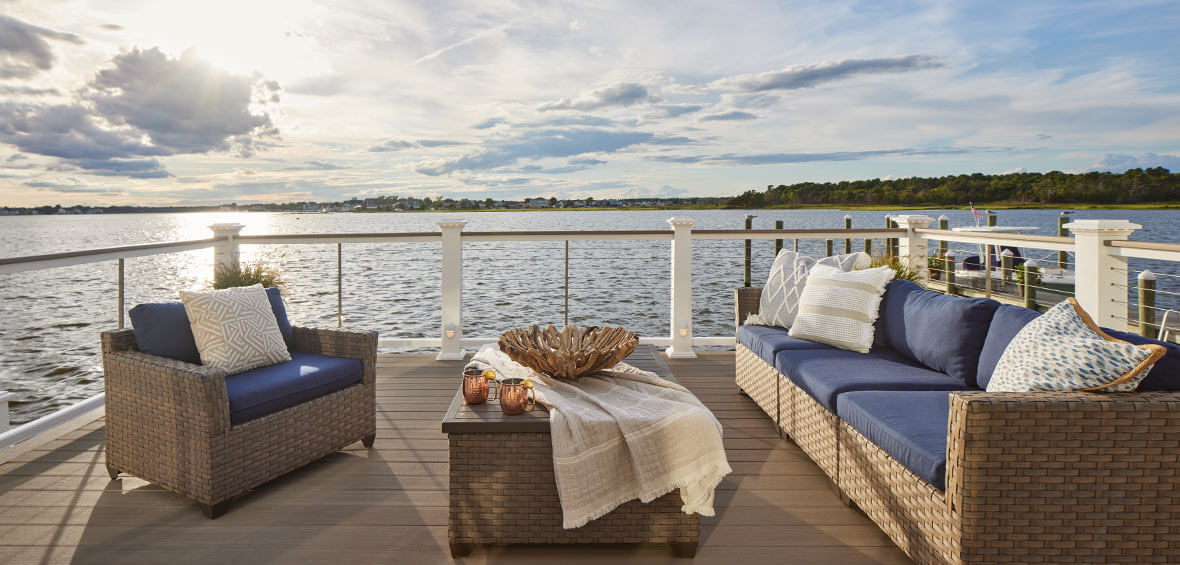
[[775, 346, 973, 412], [838, 390, 953, 490], [876, 280, 1000, 387], [225, 351, 363, 425], [264, 286, 295, 349], [1102, 328, 1180, 391], [129, 287, 295, 363], [738, 324, 835, 364], [975, 304, 1042, 389], [129, 302, 202, 365]]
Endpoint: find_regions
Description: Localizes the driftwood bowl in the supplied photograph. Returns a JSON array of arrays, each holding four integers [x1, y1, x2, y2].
[[498, 325, 638, 380]]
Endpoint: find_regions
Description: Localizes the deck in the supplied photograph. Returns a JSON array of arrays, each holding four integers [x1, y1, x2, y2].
[[0, 352, 911, 564]]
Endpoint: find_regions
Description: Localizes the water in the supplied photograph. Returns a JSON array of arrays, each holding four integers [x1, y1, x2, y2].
[[1, 208, 1178, 424]]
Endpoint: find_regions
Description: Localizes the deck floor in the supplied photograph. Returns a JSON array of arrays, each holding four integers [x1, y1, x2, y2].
[[0, 352, 911, 564]]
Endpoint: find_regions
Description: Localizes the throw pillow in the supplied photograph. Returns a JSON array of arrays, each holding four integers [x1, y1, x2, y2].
[[788, 265, 895, 353], [180, 284, 292, 374], [754, 251, 870, 327], [986, 298, 1166, 392]]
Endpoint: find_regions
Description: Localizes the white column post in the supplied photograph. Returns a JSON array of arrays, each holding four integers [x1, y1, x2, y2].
[[208, 223, 245, 277], [0, 392, 13, 433], [437, 220, 468, 360], [1066, 219, 1140, 330], [893, 215, 934, 280], [668, 217, 696, 359]]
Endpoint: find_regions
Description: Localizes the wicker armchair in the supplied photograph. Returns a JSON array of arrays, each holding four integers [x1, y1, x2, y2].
[[100, 325, 377, 518]]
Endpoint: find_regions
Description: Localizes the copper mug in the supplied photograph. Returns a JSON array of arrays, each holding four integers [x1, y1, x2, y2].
[[462, 368, 497, 405], [498, 378, 536, 415]]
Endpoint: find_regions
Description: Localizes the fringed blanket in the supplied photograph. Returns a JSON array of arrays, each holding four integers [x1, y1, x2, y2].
[[466, 344, 731, 529]]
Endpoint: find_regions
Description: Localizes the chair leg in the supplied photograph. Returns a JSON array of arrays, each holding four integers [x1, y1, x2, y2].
[[362, 433, 376, 447], [200, 501, 230, 519], [671, 542, 698, 558], [106, 465, 119, 480], [449, 542, 474, 557]]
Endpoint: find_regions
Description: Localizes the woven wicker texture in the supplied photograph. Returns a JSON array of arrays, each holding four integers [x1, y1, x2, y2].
[[449, 431, 698, 554], [101, 325, 377, 516], [780, 375, 841, 482], [735, 344, 778, 424], [734, 287, 762, 330], [839, 420, 961, 565]]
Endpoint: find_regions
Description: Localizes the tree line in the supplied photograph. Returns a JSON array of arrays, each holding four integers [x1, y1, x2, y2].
[[724, 167, 1179, 208]]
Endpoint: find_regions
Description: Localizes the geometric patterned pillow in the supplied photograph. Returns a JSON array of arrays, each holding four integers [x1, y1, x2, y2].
[[757, 251, 870, 328], [986, 298, 1166, 392], [788, 264, 895, 353], [179, 284, 291, 374]]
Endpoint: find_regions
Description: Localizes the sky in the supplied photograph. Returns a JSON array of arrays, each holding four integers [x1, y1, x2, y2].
[[1, 0, 1179, 207]]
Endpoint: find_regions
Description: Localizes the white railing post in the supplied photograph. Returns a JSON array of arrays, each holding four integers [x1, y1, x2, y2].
[[894, 215, 934, 279], [1065, 219, 1140, 330], [437, 220, 468, 361], [0, 392, 13, 433], [208, 223, 245, 277], [668, 217, 696, 359]]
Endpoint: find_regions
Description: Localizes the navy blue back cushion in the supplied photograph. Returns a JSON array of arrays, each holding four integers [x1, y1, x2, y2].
[[265, 286, 294, 349], [876, 280, 1000, 387], [129, 286, 295, 364], [128, 302, 202, 364], [975, 304, 1042, 390], [1102, 328, 1180, 391]]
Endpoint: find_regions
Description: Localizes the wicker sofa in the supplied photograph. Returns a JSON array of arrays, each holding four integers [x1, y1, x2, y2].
[[735, 281, 1180, 564], [100, 289, 377, 518]]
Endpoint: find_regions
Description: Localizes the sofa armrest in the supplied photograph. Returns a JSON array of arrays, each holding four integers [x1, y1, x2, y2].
[[734, 286, 763, 331], [945, 390, 1180, 557], [101, 345, 231, 437], [292, 326, 378, 385]]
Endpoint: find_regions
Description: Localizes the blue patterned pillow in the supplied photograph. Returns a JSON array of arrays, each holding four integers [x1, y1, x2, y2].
[[987, 298, 1165, 392]]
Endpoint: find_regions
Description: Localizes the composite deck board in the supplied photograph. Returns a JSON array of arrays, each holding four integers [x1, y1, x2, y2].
[[0, 351, 911, 564]]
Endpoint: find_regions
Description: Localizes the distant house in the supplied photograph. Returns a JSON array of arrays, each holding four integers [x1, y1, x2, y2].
[[525, 198, 550, 208]]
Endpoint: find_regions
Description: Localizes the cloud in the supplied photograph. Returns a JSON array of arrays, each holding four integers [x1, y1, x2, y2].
[[473, 117, 505, 129], [368, 139, 464, 152], [417, 139, 464, 147], [570, 157, 606, 165], [88, 48, 280, 157], [0, 48, 281, 178], [283, 160, 348, 171], [537, 81, 658, 111], [619, 184, 687, 199], [0, 15, 83, 78], [414, 128, 659, 175], [99, 24, 123, 31], [699, 110, 758, 122], [0, 85, 61, 96], [713, 55, 943, 92], [648, 147, 972, 165], [25, 180, 125, 194], [1089, 152, 1180, 173], [657, 104, 703, 118]]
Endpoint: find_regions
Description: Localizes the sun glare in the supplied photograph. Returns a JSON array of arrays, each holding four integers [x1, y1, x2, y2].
[[127, 0, 329, 80]]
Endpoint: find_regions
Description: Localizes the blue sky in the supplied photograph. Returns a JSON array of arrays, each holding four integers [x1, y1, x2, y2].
[[1, 0, 1179, 206]]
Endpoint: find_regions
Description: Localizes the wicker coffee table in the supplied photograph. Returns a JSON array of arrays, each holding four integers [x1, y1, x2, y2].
[[442, 344, 699, 558]]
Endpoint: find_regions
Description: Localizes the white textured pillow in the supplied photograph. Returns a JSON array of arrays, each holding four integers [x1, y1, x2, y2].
[[987, 298, 1165, 392], [755, 251, 870, 328], [180, 284, 291, 374], [788, 265, 894, 353]]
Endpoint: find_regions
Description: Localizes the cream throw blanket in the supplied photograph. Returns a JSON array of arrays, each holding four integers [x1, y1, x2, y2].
[[466, 344, 732, 529]]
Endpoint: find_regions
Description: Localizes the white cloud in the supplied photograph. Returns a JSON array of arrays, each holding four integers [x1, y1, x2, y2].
[[1089, 153, 1180, 173]]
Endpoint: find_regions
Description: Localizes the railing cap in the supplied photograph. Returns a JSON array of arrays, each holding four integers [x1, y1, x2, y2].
[[667, 217, 695, 227], [437, 220, 469, 230], [1063, 219, 1141, 233]]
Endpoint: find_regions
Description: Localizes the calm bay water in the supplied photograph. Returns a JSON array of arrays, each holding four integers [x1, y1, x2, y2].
[[1, 208, 1178, 424]]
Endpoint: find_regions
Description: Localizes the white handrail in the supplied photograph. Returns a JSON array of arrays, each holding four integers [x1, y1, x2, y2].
[[0, 392, 104, 451]]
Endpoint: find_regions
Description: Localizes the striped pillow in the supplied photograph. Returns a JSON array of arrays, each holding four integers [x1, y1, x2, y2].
[[788, 265, 895, 353]]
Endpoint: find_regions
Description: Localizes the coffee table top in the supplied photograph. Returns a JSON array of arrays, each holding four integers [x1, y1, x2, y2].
[[441, 344, 675, 433]]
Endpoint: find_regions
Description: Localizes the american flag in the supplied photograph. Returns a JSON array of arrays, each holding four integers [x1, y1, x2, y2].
[[970, 202, 983, 218]]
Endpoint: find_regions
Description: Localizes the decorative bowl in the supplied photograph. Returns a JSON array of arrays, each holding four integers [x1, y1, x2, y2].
[[498, 325, 638, 379]]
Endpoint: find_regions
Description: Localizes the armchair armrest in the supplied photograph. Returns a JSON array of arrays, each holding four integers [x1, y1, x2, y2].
[[945, 390, 1180, 558], [734, 286, 763, 331], [100, 333, 231, 437], [292, 326, 378, 385]]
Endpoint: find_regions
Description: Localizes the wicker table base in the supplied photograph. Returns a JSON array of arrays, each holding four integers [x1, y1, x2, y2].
[[442, 345, 699, 558]]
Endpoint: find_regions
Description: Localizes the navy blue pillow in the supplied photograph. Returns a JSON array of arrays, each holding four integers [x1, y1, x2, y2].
[[128, 302, 202, 364], [1102, 328, 1180, 391], [876, 280, 1000, 387], [129, 286, 294, 364], [264, 286, 294, 350], [975, 304, 1042, 390]]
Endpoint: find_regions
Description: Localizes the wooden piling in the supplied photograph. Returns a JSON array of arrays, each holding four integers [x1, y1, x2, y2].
[[1139, 270, 1157, 337]]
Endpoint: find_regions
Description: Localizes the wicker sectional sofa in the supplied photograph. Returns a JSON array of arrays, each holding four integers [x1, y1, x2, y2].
[[734, 281, 1180, 564]]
